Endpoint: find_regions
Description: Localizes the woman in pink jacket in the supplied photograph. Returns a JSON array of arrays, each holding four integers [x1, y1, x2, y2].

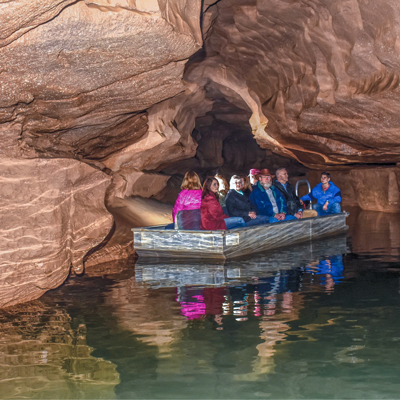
[[172, 171, 202, 222]]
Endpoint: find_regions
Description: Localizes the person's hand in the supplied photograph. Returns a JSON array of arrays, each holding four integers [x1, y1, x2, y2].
[[275, 213, 285, 221], [294, 211, 303, 219], [323, 201, 329, 211], [249, 211, 257, 219]]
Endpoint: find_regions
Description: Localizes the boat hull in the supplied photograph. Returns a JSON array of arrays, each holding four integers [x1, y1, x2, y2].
[[132, 212, 349, 259]]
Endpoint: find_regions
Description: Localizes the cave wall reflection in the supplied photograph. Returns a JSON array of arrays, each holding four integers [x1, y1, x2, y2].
[[0, 300, 119, 399]]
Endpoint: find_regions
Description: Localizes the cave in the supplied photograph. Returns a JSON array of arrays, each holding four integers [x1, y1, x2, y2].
[[1, 0, 400, 308]]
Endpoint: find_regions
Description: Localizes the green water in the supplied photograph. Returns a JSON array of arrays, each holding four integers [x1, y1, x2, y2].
[[1, 208, 400, 399]]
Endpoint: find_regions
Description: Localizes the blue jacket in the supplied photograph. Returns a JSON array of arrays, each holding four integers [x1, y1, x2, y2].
[[250, 183, 287, 217], [301, 182, 341, 205]]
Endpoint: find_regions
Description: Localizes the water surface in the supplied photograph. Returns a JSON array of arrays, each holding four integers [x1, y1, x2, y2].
[[1, 207, 400, 399]]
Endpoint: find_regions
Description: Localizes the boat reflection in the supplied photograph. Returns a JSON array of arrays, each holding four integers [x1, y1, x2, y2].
[[135, 235, 347, 289]]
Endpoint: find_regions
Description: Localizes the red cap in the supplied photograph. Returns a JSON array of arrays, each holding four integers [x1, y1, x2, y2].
[[248, 169, 260, 176]]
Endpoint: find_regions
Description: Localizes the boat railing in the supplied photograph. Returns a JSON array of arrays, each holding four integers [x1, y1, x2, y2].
[[295, 179, 312, 209]]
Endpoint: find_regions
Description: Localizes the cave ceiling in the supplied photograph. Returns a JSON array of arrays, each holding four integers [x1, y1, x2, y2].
[[1, 0, 399, 176]]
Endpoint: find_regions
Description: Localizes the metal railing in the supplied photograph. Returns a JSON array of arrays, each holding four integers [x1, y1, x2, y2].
[[295, 180, 312, 209]]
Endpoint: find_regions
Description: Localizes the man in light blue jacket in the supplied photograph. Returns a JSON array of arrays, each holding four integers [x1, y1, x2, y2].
[[301, 172, 341, 215]]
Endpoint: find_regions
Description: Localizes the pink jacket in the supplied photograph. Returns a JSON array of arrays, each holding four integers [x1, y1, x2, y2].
[[172, 189, 202, 221]]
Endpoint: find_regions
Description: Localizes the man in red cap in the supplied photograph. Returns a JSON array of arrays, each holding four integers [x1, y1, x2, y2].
[[250, 169, 297, 223], [248, 169, 261, 186]]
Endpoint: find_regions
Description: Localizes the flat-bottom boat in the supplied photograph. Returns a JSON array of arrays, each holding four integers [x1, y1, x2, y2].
[[132, 212, 349, 259]]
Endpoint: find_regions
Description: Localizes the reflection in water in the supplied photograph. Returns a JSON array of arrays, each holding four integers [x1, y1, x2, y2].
[[0, 300, 119, 399], [347, 206, 400, 260], [2, 209, 400, 398], [104, 277, 187, 355]]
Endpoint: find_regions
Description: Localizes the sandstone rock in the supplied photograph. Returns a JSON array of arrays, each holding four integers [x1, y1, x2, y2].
[[0, 158, 112, 307], [190, 0, 400, 168], [0, 0, 202, 163], [0, 0, 203, 306]]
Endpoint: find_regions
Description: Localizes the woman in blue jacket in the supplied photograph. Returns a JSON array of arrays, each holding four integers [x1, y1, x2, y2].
[[301, 172, 341, 215]]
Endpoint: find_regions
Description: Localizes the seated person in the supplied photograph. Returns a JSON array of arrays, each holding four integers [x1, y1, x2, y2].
[[274, 168, 303, 219], [201, 177, 246, 230], [214, 173, 229, 214], [300, 172, 341, 215], [172, 171, 202, 222], [166, 171, 202, 229], [248, 168, 260, 188], [240, 175, 252, 197], [249, 169, 297, 223], [225, 175, 269, 227]]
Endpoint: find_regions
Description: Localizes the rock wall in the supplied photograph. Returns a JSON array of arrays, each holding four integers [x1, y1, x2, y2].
[[187, 0, 400, 168], [0, 158, 112, 307], [0, 0, 203, 305]]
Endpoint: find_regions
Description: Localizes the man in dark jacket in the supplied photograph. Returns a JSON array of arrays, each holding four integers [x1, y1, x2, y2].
[[274, 168, 303, 219], [225, 175, 269, 226], [250, 169, 297, 223]]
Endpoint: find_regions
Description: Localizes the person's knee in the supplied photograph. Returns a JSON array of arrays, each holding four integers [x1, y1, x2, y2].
[[269, 217, 279, 223], [330, 202, 341, 213], [258, 215, 269, 224], [284, 215, 297, 221]]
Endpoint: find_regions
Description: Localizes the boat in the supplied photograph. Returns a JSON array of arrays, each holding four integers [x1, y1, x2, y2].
[[132, 211, 349, 260]]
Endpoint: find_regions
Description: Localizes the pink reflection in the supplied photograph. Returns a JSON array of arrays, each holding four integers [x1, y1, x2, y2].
[[177, 288, 227, 320], [180, 301, 206, 319]]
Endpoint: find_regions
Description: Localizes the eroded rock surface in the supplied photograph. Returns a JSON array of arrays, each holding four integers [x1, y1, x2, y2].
[[0, 158, 112, 307], [2, 0, 400, 306], [0, 0, 202, 305], [187, 0, 400, 168]]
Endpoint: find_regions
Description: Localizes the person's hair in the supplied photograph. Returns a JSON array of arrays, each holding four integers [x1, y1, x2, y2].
[[321, 171, 331, 179], [215, 174, 229, 196], [240, 175, 252, 192], [181, 171, 202, 190], [202, 176, 219, 199], [276, 168, 287, 178], [229, 175, 242, 190]]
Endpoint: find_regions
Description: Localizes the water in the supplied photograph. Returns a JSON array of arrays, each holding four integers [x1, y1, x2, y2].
[[1, 207, 400, 399]]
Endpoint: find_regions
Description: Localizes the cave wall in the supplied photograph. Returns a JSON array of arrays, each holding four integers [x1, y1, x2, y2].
[[2, 0, 400, 305], [0, 0, 203, 305], [187, 0, 400, 168]]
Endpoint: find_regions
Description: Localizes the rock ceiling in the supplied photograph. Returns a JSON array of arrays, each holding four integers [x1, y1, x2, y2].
[[1, 0, 400, 306]]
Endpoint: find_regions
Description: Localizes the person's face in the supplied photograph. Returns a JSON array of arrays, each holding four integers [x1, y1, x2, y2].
[[278, 169, 288, 184], [234, 179, 243, 190], [249, 175, 257, 184], [210, 180, 219, 193], [321, 174, 330, 185], [260, 175, 272, 187]]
